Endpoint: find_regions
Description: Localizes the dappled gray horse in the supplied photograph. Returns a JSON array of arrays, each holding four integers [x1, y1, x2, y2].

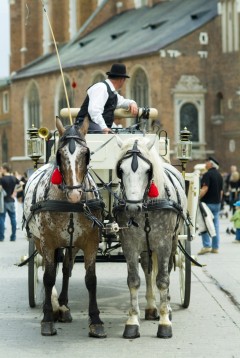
[[113, 136, 188, 339], [23, 117, 106, 338]]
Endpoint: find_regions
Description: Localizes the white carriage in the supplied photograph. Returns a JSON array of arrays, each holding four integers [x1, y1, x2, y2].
[[25, 107, 200, 310]]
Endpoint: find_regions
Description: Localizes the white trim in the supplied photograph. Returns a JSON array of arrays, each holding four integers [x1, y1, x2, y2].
[[3, 91, 9, 113], [42, 1, 50, 54], [234, 0, 239, 50], [199, 32, 208, 45], [227, 0, 233, 52], [69, 0, 77, 39], [11, 156, 37, 161], [222, 1, 227, 52]]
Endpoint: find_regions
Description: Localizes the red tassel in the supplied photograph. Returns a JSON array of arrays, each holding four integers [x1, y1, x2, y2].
[[148, 181, 159, 198], [51, 168, 62, 185]]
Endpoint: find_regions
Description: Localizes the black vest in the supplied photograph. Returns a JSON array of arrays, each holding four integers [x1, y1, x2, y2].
[[76, 81, 118, 128]]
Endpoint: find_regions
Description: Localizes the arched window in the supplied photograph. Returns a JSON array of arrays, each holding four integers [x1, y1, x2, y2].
[[130, 68, 149, 107], [92, 73, 105, 85], [180, 103, 199, 142], [2, 132, 8, 163], [28, 83, 40, 128], [58, 76, 74, 126], [216, 92, 223, 114]]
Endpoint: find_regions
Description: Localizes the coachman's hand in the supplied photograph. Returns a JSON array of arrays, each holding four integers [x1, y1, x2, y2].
[[129, 102, 138, 116]]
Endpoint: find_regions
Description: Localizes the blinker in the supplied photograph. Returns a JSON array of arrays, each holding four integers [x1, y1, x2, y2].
[[148, 181, 159, 198], [51, 168, 62, 185]]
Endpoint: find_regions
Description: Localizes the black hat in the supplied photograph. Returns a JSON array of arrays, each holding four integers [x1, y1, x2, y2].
[[207, 156, 219, 166], [106, 63, 130, 78]]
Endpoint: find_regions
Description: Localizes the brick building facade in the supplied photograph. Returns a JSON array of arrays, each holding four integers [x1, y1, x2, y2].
[[0, 0, 239, 174]]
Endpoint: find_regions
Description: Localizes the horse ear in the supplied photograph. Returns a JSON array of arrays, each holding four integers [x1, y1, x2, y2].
[[115, 135, 123, 148], [146, 135, 157, 150], [79, 116, 89, 136], [55, 116, 65, 136]]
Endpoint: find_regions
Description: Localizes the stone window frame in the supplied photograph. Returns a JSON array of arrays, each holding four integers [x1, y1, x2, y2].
[[172, 75, 207, 160], [128, 66, 150, 128], [3, 91, 9, 113], [91, 72, 106, 85], [1, 131, 8, 163]]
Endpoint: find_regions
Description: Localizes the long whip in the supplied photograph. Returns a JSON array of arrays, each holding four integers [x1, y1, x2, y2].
[[40, 0, 73, 125]]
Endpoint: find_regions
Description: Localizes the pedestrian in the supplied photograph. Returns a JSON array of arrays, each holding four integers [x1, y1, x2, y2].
[[0, 163, 22, 242], [226, 165, 240, 213], [75, 63, 138, 133], [225, 165, 240, 234], [198, 157, 223, 255], [230, 200, 240, 243]]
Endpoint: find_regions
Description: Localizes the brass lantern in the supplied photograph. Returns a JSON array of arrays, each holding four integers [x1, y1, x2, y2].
[[177, 127, 192, 178], [27, 124, 43, 169]]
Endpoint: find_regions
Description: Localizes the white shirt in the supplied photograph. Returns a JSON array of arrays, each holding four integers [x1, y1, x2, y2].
[[87, 79, 135, 129]]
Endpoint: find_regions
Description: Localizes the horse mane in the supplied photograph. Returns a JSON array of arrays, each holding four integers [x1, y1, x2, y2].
[[117, 137, 166, 197]]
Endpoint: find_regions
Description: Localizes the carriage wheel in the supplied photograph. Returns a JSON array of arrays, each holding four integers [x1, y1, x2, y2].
[[28, 239, 42, 308], [178, 238, 191, 308]]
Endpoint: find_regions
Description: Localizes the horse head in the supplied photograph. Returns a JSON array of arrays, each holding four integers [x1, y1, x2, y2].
[[116, 136, 157, 212], [55, 116, 90, 203]]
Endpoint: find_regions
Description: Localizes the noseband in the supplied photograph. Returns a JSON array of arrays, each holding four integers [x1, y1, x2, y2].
[[116, 140, 153, 204], [56, 126, 90, 191]]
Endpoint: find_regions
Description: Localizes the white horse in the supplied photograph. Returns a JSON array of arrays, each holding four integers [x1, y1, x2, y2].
[[113, 136, 188, 338]]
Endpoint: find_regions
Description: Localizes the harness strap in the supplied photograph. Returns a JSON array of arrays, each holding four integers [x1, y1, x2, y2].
[[90, 168, 124, 204], [144, 212, 152, 274], [67, 213, 74, 277], [30, 199, 105, 214], [178, 241, 205, 267]]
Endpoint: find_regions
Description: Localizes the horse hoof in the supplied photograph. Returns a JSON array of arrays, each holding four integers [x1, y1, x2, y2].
[[58, 309, 73, 323], [145, 308, 159, 320], [41, 321, 57, 336], [89, 324, 107, 338], [157, 324, 172, 339], [123, 325, 140, 339]]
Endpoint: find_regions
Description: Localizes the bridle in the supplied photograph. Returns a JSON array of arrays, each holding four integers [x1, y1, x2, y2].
[[116, 140, 153, 205], [56, 126, 90, 192]]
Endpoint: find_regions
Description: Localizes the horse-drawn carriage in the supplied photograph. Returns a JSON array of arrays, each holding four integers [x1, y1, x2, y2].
[[22, 107, 200, 338]]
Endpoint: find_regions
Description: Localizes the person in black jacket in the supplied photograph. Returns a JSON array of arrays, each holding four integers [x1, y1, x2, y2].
[[0, 163, 22, 242], [75, 63, 138, 133], [198, 157, 223, 255]]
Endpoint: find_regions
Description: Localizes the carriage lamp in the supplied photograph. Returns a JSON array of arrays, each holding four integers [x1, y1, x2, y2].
[[177, 127, 192, 178], [27, 124, 43, 169]]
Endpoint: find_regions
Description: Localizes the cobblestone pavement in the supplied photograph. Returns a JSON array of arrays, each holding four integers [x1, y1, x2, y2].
[[0, 208, 239, 358]]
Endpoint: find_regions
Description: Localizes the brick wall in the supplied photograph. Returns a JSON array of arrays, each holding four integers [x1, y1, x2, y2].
[[7, 1, 240, 173]]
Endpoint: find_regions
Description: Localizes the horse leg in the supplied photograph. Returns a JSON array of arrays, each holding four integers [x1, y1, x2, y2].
[[156, 256, 172, 339], [41, 250, 57, 336], [84, 251, 106, 338], [140, 251, 159, 320], [123, 255, 141, 339], [58, 248, 78, 323]]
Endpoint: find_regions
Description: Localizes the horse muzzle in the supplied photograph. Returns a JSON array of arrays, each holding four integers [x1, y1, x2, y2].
[[125, 200, 143, 212], [66, 189, 83, 203]]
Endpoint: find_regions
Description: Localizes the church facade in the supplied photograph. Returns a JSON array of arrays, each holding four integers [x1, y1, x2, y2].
[[0, 0, 239, 173]]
